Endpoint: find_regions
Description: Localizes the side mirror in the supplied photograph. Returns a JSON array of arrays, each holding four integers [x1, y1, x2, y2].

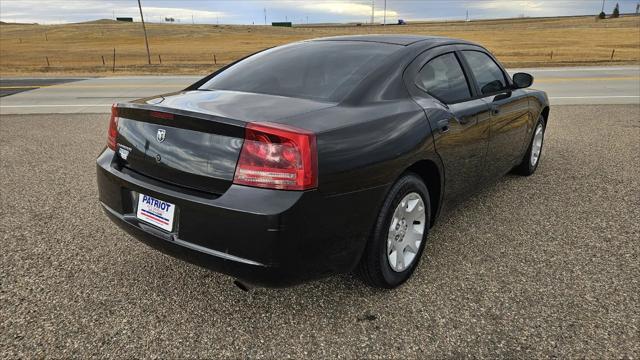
[[512, 72, 533, 89]]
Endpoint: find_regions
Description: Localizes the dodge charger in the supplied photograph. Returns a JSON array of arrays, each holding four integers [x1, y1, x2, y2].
[[97, 35, 549, 289]]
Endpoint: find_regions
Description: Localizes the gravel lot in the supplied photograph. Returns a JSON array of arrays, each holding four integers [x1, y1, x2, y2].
[[1, 105, 638, 358]]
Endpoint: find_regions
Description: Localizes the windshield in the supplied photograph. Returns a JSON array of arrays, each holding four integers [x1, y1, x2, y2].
[[199, 41, 400, 102]]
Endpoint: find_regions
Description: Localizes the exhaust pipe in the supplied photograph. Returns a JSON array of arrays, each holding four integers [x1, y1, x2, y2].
[[233, 279, 252, 292]]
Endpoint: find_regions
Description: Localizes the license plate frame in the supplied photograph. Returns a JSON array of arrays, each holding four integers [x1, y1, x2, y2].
[[136, 193, 176, 232]]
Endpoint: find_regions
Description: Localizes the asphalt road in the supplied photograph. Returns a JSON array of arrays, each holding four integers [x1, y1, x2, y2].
[[1, 105, 638, 357], [0, 76, 200, 115], [0, 66, 638, 115], [0, 78, 88, 98]]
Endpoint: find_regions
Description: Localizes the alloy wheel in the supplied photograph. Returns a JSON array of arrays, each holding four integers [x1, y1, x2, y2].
[[387, 192, 426, 272], [530, 123, 544, 167]]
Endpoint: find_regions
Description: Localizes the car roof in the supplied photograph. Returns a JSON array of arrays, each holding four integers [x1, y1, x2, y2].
[[311, 34, 474, 47]]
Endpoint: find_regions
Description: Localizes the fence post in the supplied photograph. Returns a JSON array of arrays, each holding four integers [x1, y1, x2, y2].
[[45, 56, 50, 67], [610, 49, 615, 60], [158, 54, 162, 64], [44, 32, 48, 41], [214, 54, 217, 65], [112, 48, 116, 72], [550, 50, 553, 60], [101, 56, 105, 65]]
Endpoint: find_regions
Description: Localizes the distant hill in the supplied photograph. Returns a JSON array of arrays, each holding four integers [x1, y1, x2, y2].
[[0, 21, 38, 25], [75, 19, 123, 25]]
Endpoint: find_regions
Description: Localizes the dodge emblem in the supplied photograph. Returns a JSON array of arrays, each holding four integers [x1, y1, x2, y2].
[[156, 129, 166, 143]]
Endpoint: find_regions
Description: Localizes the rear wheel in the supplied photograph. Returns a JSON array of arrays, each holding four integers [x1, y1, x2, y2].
[[358, 173, 430, 288], [514, 115, 546, 176]]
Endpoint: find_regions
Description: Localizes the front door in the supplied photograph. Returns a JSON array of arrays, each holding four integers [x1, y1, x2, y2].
[[459, 49, 530, 180]]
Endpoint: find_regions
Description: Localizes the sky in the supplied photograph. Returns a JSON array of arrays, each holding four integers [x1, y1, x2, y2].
[[1, 0, 639, 25]]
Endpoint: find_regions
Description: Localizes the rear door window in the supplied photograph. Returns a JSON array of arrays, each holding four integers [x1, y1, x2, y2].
[[416, 52, 471, 104], [461, 50, 508, 95]]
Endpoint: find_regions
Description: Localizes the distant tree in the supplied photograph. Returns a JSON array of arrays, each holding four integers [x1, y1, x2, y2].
[[598, 11, 606, 19], [612, 3, 620, 17]]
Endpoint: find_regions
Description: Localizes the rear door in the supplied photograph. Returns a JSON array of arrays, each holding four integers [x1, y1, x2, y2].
[[405, 47, 491, 204], [459, 48, 531, 180]]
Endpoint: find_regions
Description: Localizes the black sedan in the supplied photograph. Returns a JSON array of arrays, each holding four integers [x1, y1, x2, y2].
[[97, 35, 549, 289]]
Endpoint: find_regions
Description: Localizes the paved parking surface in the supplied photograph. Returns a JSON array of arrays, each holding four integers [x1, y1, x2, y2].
[[1, 105, 638, 358]]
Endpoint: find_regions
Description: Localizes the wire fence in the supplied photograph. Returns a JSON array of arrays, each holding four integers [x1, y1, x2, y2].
[[0, 47, 635, 73]]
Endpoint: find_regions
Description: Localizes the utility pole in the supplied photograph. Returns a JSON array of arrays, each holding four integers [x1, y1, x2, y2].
[[192, 14, 194, 24], [601, 0, 606, 12], [383, 0, 387, 25], [264, 8, 267, 25], [371, 0, 374, 24], [137, 0, 151, 65]]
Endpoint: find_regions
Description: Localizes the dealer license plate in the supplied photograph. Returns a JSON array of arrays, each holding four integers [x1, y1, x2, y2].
[[136, 193, 176, 232]]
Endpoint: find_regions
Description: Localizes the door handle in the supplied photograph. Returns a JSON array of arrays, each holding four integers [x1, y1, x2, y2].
[[458, 116, 473, 125], [491, 105, 500, 115], [437, 119, 450, 133]]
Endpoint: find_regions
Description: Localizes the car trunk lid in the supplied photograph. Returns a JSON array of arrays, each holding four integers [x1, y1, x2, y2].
[[114, 91, 334, 195], [114, 105, 245, 195]]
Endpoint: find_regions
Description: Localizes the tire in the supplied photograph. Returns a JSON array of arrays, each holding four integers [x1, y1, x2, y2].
[[514, 115, 546, 176], [358, 173, 431, 289]]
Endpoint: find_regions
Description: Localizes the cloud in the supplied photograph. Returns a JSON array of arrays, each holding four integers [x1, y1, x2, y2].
[[0, 0, 227, 24], [121, 6, 227, 22], [464, 0, 607, 16], [297, 1, 398, 19], [468, 0, 545, 12], [1, 0, 632, 24]]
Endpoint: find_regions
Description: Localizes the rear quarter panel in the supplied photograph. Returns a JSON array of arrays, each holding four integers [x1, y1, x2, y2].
[[278, 99, 441, 272], [292, 99, 438, 196]]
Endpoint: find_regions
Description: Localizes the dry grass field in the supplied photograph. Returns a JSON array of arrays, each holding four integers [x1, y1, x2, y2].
[[1, 15, 639, 76]]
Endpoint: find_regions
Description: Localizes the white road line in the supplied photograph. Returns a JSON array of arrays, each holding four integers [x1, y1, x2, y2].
[[549, 96, 640, 99], [0, 104, 111, 108], [511, 67, 640, 72]]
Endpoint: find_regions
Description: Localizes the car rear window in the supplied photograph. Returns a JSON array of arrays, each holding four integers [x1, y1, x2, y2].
[[199, 41, 399, 102]]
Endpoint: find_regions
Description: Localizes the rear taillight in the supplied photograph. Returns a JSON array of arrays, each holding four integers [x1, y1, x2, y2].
[[107, 104, 119, 150], [233, 122, 318, 191]]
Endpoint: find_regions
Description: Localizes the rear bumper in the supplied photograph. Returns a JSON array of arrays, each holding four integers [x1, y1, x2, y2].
[[96, 148, 387, 287]]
